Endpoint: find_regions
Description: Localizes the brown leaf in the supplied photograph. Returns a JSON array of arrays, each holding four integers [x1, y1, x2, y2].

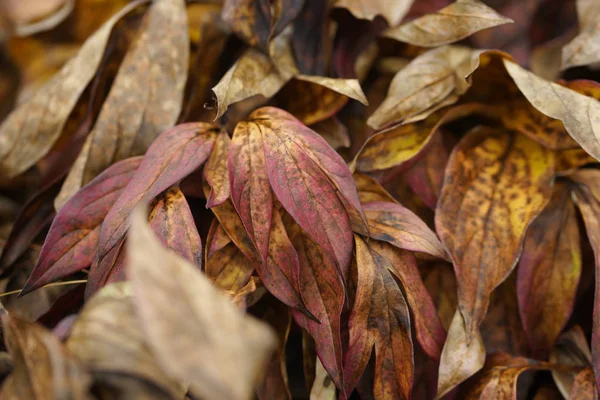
[[517, 182, 581, 358], [344, 235, 414, 399], [0, 0, 145, 178], [435, 127, 554, 391], [58, 0, 189, 204], [550, 326, 593, 397], [367, 46, 484, 130], [353, 173, 396, 204], [2, 314, 92, 399], [127, 207, 277, 400], [66, 282, 182, 398], [256, 298, 292, 400], [561, 0, 600, 70], [569, 169, 600, 394], [383, 0, 512, 47], [569, 368, 598, 400], [87, 122, 218, 295], [354, 201, 448, 259], [205, 220, 254, 293], [503, 59, 600, 162], [311, 117, 350, 150], [423, 262, 457, 331], [286, 219, 345, 393], [355, 103, 485, 172], [334, 0, 414, 26], [203, 130, 231, 208]]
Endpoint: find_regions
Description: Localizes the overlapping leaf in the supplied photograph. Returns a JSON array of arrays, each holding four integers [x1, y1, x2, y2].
[[561, 0, 600, 70]]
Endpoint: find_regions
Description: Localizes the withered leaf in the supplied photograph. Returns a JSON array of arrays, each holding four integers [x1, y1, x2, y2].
[[205, 221, 254, 293], [286, 219, 345, 394], [569, 368, 597, 399], [312, 117, 350, 150], [517, 182, 581, 358], [67, 282, 182, 398], [344, 235, 414, 399], [504, 59, 600, 162], [355, 103, 485, 172], [334, 0, 414, 26], [436, 127, 554, 391], [383, 0, 513, 47], [0, 0, 145, 178], [87, 122, 218, 295], [354, 201, 447, 260], [1, 314, 92, 399], [212, 35, 366, 120], [22, 157, 141, 295], [127, 207, 277, 400], [569, 169, 600, 394], [58, 0, 189, 204], [459, 353, 557, 399], [367, 46, 484, 130], [256, 298, 292, 400], [550, 326, 593, 398], [561, 0, 600, 70], [310, 359, 336, 400], [204, 130, 231, 208], [238, 107, 366, 277]]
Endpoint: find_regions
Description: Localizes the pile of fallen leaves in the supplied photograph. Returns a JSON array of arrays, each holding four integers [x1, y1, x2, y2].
[[0, 0, 599, 398]]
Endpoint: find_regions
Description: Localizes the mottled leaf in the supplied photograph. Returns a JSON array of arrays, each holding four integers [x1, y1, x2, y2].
[[344, 235, 414, 399], [504, 59, 600, 162], [58, 0, 189, 204], [517, 183, 581, 358], [0, 0, 145, 178], [204, 130, 231, 208]]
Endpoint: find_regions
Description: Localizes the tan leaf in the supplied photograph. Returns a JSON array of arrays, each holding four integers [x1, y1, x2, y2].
[[2, 314, 93, 399], [0, 0, 145, 178], [550, 326, 592, 398], [503, 59, 600, 162], [127, 207, 277, 400], [383, 0, 513, 47], [367, 46, 484, 130], [58, 0, 189, 203], [310, 359, 336, 400], [562, 0, 600, 70], [334, 0, 414, 26], [67, 282, 182, 398]]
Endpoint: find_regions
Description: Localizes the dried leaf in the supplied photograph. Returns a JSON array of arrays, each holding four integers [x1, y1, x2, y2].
[[59, 0, 189, 201], [2, 314, 92, 399], [127, 207, 277, 400], [204, 131, 231, 208], [569, 368, 598, 399], [354, 201, 448, 259], [569, 169, 600, 394], [0, 0, 145, 178], [550, 326, 593, 397], [205, 221, 254, 293], [503, 59, 600, 162], [312, 117, 350, 150], [148, 186, 202, 267], [367, 46, 483, 130], [436, 127, 554, 391], [344, 235, 414, 399], [240, 107, 366, 277], [67, 282, 181, 397], [286, 219, 345, 393], [334, 0, 414, 26], [383, 0, 512, 47], [310, 359, 336, 400], [22, 157, 141, 294], [87, 122, 218, 295], [561, 0, 600, 70], [517, 183, 581, 358]]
